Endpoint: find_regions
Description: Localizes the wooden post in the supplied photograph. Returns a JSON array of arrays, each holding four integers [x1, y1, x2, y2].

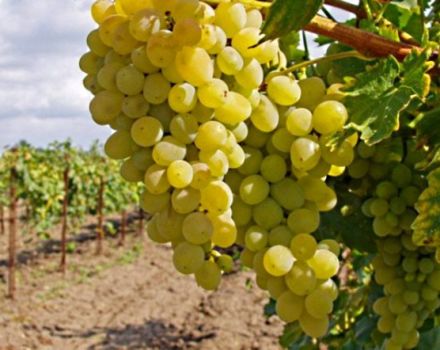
[[138, 207, 144, 238], [60, 165, 69, 274], [8, 165, 17, 299], [0, 206, 5, 235], [96, 176, 105, 255], [119, 210, 127, 247]]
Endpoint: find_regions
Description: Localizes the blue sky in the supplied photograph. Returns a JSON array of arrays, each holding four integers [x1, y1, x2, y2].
[[0, 0, 353, 150]]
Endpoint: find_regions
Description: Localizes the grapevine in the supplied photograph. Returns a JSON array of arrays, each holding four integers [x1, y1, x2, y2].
[[80, 0, 440, 348]]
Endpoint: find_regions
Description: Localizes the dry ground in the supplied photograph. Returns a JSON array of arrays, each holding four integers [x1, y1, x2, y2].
[[0, 214, 283, 350]]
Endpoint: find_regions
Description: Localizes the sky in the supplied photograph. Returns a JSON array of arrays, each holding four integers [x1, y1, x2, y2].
[[0, 0, 353, 150]]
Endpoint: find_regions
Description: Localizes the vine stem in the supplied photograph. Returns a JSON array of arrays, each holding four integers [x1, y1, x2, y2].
[[267, 50, 370, 80]]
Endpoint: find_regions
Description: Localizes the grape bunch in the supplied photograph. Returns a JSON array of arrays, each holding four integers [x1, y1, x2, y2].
[[347, 138, 440, 350], [80, 0, 356, 338]]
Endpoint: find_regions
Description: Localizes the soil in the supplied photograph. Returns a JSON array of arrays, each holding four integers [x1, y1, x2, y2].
[[0, 212, 283, 350]]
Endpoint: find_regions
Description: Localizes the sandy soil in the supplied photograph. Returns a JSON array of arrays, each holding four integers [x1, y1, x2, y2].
[[0, 214, 283, 350]]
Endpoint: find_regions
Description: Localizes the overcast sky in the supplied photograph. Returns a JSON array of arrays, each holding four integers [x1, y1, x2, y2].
[[0, 1, 353, 150]]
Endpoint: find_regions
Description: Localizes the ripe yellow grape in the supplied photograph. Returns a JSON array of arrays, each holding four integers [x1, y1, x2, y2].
[[260, 154, 287, 183], [87, 29, 110, 57], [215, 2, 247, 38], [168, 83, 197, 113], [268, 225, 293, 247], [122, 95, 150, 119], [195, 260, 222, 290], [91, 0, 115, 24], [190, 162, 214, 190], [195, 121, 228, 151], [313, 100, 348, 135], [146, 30, 177, 68], [167, 160, 194, 188], [118, 0, 154, 15], [305, 289, 334, 319], [200, 149, 229, 177], [152, 136, 186, 166], [182, 212, 213, 245], [198, 79, 229, 109], [245, 9, 263, 28], [162, 63, 184, 85], [245, 225, 268, 251], [271, 128, 294, 153], [172, 241, 205, 275], [110, 114, 135, 131], [216, 46, 244, 75], [79, 52, 103, 75], [239, 175, 270, 205], [175, 46, 214, 86], [116, 65, 144, 95], [290, 137, 321, 171], [83, 75, 102, 95], [99, 15, 128, 47], [254, 40, 279, 64], [170, 114, 198, 144], [144, 164, 170, 194], [287, 208, 320, 234], [131, 116, 163, 147], [211, 214, 237, 248], [263, 245, 294, 277], [112, 21, 140, 55], [146, 215, 169, 242], [105, 130, 137, 160], [321, 139, 354, 167], [89, 90, 124, 125], [131, 46, 160, 73], [285, 107, 313, 136], [142, 188, 170, 214], [267, 276, 288, 299], [250, 95, 279, 132], [171, 187, 200, 214], [299, 311, 329, 338], [207, 25, 227, 55], [267, 76, 301, 106], [308, 249, 340, 279], [120, 158, 144, 182], [235, 58, 263, 90], [291, 234, 318, 261], [231, 27, 261, 58], [296, 77, 327, 110], [200, 180, 233, 214], [143, 73, 171, 104], [198, 24, 217, 50], [276, 291, 304, 322], [231, 196, 252, 227], [270, 178, 305, 210], [129, 8, 162, 42], [253, 198, 284, 230], [215, 91, 252, 125], [173, 18, 202, 47]]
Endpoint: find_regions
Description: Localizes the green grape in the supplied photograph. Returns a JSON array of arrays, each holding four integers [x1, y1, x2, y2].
[[175, 46, 214, 86], [268, 226, 293, 247], [373, 297, 390, 315], [373, 217, 393, 237], [172, 0, 200, 21], [245, 225, 268, 252], [378, 314, 395, 334], [285, 107, 313, 136], [305, 289, 333, 319], [385, 278, 405, 295], [216, 46, 244, 75], [287, 208, 320, 234], [260, 155, 287, 183], [317, 239, 341, 256], [172, 241, 205, 275], [167, 160, 193, 188], [217, 254, 234, 273], [198, 79, 229, 109], [195, 121, 228, 151], [200, 180, 233, 214], [299, 311, 329, 338], [245, 125, 270, 148], [131, 45, 160, 73], [142, 190, 170, 214], [169, 114, 198, 144], [290, 137, 321, 171], [254, 40, 279, 64], [171, 187, 200, 214], [313, 100, 348, 135], [231, 196, 252, 227], [173, 18, 202, 46], [91, 0, 115, 24], [267, 76, 301, 106], [231, 27, 261, 57], [162, 60, 184, 84], [348, 158, 370, 179], [267, 276, 288, 299], [383, 237, 402, 255], [395, 311, 417, 332], [104, 130, 136, 159], [156, 207, 185, 241], [270, 178, 304, 210], [199, 149, 229, 177], [370, 198, 390, 217], [112, 22, 140, 55], [99, 15, 127, 47], [143, 73, 171, 104], [83, 74, 102, 95], [388, 294, 408, 314], [271, 128, 294, 153], [239, 175, 270, 205], [190, 102, 214, 123], [400, 186, 421, 206], [316, 279, 339, 301], [79, 51, 103, 75], [391, 164, 412, 188], [376, 181, 398, 199], [131, 148, 154, 171], [421, 286, 437, 301], [120, 158, 144, 182], [149, 103, 173, 131], [308, 249, 340, 279], [249, 95, 279, 132], [215, 91, 252, 125], [321, 139, 354, 167], [146, 214, 169, 243], [236, 58, 263, 90], [230, 122, 248, 143], [87, 29, 110, 57], [168, 83, 197, 113], [290, 234, 317, 261], [402, 290, 419, 305], [129, 8, 162, 42], [296, 77, 326, 110], [110, 114, 135, 131], [404, 330, 420, 349], [238, 146, 263, 175], [402, 257, 419, 273], [182, 212, 213, 245], [146, 30, 176, 68], [215, 2, 247, 38], [263, 245, 295, 277], [252, 198, 284, 230], [122, 95, 150, 119], [419, 258, 434, 274], [276, 291, 304, 322], [97, 62, 125, 91], [90, 90, 124, 125], [389, 197, 407, 215], [198, 24, 217, 50], [131, 116, 163, 147], [144, 164, 170, 194], [285, 261, 317, 296], [152, 136, 186, 166], [195, 260, 222, 290], [190, 162, 213, 190], [225, 144, 245, 169]]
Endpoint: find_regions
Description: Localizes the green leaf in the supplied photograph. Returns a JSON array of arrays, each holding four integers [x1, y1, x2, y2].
[[383, 1, 425, 43], [412, 106, 440, 147], [263, 0, 324, 40], [418, 327, 440, 349], [344, 53, 428, 145], [412, 167, 440, 247]]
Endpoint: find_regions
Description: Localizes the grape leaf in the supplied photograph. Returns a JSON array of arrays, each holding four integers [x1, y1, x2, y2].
[[263, 0, 324, 40], [383, 1, 425, 43], [412, 167, 440, 247], [344, 52, 428, 145], [412, 106, 440, 147], [418, 327, 440, 349]]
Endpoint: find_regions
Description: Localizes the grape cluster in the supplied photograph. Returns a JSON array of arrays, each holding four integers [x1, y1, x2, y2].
[[80, 0, 355, 337], [348, 139, 440, 350]]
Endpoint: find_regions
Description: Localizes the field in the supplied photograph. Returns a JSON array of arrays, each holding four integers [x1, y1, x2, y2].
[[0, 213, 282, 349]]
